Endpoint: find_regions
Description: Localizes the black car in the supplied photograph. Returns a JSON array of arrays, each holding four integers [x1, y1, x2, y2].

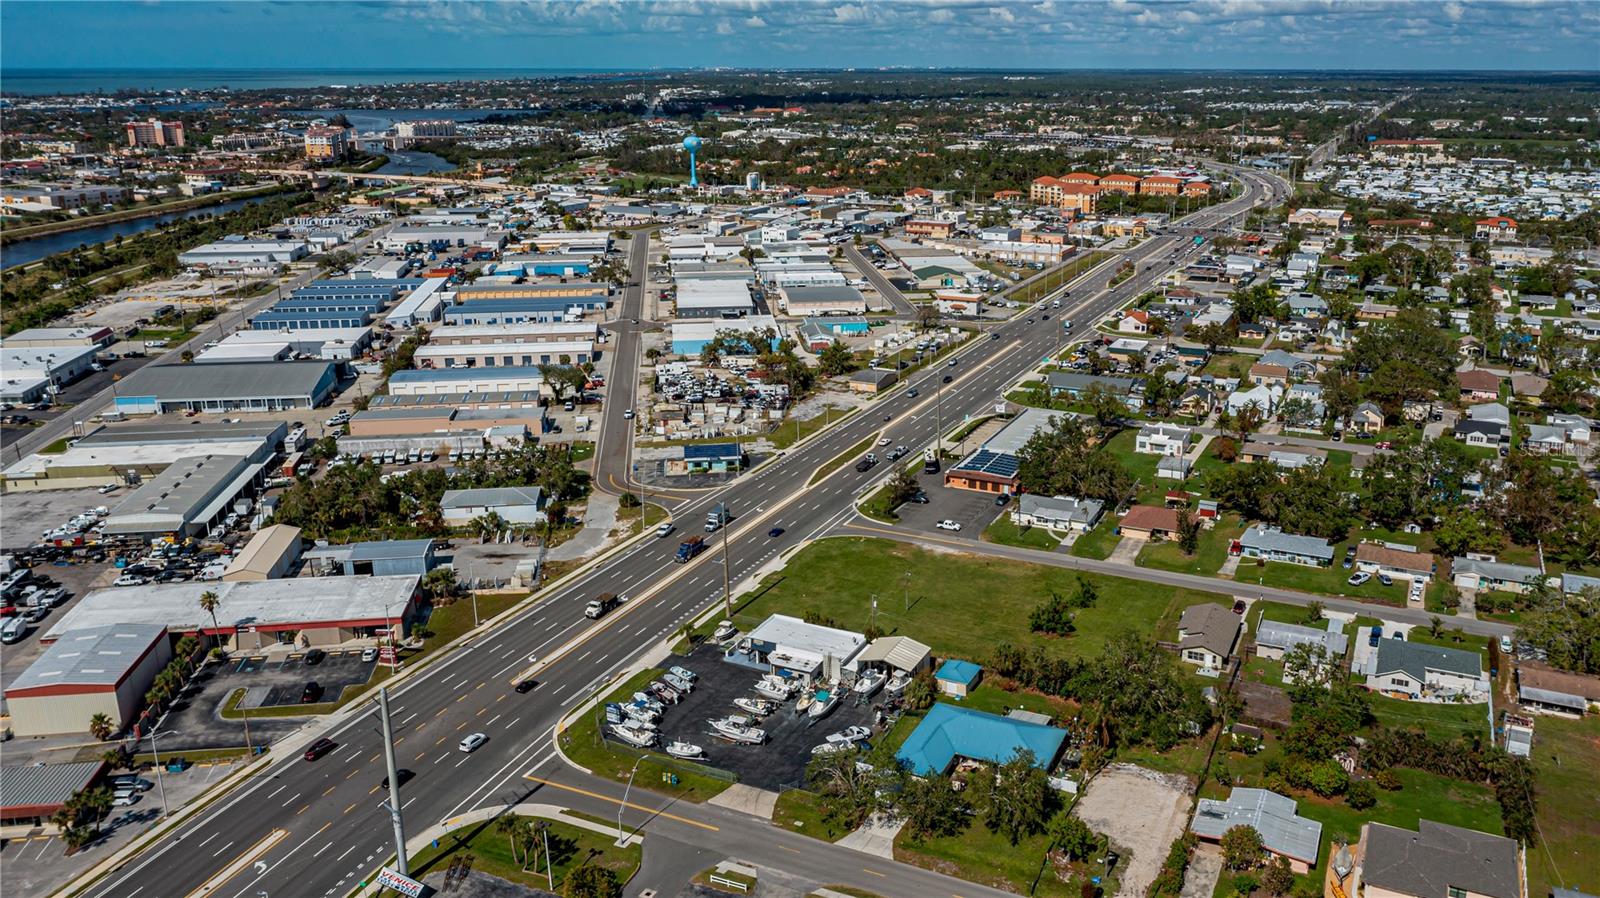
[[994, 494, 1010, 506], [513, 679, 539, 694], [767, 527, 785, 538], [303, 738, 336, 762], [907, 389, 918, 398], [304, 648, 326, 665], [380, 769, 415, 790], [300, 682, 323, 703], [942, 375, 953, 384], [909, 491, 930, 504]]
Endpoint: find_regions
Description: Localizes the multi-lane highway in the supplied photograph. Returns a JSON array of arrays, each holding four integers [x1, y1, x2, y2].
[[74, 166, 1290, 898]]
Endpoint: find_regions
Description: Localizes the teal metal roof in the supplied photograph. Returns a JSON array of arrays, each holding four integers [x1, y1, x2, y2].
[[896, 702, 1066, 776]]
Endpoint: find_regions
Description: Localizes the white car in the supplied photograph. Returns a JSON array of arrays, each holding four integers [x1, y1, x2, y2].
[[623, 408, 635, 419], [935, 520, 963, 532], [458, 733, 488, 753], [361, 647, 379, 663], [113, 574, 147, 587], [1347, 572, 1372, 587]]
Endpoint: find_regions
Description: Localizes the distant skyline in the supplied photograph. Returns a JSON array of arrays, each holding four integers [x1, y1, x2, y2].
[[3, 1, 1598, 76]]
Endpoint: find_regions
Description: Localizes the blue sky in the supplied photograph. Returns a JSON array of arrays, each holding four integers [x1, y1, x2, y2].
[[3, 0, 1598, 72]]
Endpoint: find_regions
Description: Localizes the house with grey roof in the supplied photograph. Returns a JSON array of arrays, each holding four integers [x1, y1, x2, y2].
[[1045, 372, 1142, 410], [1192, 788, 1321, 872], [1177, 603, 1242, 670], [1011, 495, 1104, 533], [1358, 821, 1522, 898], [1523, 423, 1572, 455], [1255, 618, 1349, 666], [1135, 423, 1192, 457], [1239, 525, 1335, 567], [1451, 556, 1543, 594], [1361, 638, 1486, 701], [1561, 571, 1600, 594]]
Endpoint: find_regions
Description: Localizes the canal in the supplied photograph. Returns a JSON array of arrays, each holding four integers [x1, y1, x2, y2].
[[2, 194, 276, 269]]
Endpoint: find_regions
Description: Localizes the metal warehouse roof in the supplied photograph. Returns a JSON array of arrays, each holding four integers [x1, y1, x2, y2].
[[0, 762, 105, 814], [6, 624, 168, 691], [115, 361, 336, 401], [350, 539, 435, 562], [439, 486, 544, 509], [43, 576, 420, 640], [102, 453, 255, 534], [389, 366, 545, 383], [856, 636, 931, 673]]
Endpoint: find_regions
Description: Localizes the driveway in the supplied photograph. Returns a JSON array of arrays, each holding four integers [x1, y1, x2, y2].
[[1107, 534, 1145, 566]]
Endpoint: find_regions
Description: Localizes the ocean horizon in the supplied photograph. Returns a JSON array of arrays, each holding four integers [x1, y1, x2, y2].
[[0, 66, 656, 95]]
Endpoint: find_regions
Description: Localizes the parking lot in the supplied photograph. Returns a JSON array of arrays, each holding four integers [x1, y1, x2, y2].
[[888, 470, 1010, 537], [153, 649, 376, 752], [628, 646, 895, 792]]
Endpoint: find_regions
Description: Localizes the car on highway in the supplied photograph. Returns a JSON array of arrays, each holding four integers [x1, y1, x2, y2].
[[459, 733, 488, 753], [878, 437, 890, 446], [935, 519, 963, 532], [767, 527, 784, 538], [941, 375, 953, 384], [623, 408, 634, 419], [907, 388, 918, 398], [888, 446, 908, 460], [947, 358, 958, 367], [304, 738, 336, 761], [380, 769, 415, 790], [514, 679, 538, 694]]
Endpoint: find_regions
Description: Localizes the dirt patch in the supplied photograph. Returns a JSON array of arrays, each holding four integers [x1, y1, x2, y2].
[[1073, 764, 1193, 898]]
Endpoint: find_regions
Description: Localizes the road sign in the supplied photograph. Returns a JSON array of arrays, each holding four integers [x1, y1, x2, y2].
[[377, 868, 426, 897]]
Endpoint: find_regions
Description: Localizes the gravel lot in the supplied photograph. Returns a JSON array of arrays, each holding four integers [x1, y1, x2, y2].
[[1073, 763, 1194, 898]]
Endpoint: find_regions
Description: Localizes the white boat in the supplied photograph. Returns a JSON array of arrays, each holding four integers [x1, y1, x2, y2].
[[885, 671, 911, 695], [852, 669, 887, 697], [631, 693, 665, 715], [827, 726, 871, 744], [811, 740, 854, 755], [753, 675, 793, 701], [713, 620, 738, 641], [808, 687, 840, 719], [733, 696, 776, 717], [610, 723, 656, 748], [708, 716, 766, 744], [669, 665, 698, 684], [665, 740, 704, 760], [794, 691, 815, 715]]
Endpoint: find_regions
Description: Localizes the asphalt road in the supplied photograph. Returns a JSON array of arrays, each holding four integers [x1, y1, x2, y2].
[[842, 244, 918, 317], [75, 168, 1290, 898]]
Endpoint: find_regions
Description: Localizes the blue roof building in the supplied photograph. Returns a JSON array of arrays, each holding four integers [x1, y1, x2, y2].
[[896, 703, 1067, 776], [274, 296, 386, 314], [935, 658, 983, 697], [680, 443, 745, 474], [443, 297, 604, 325], [251, 308, 373, 330]]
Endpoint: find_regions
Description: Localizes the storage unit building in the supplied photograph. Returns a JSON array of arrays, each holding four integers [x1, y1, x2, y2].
[[112, 362, 339, 414], [3, 624, 171, 737]]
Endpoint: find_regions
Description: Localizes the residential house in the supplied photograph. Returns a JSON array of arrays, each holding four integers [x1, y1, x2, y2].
[[1285, 292, 1329, 318], [1361, 638, 1486, 700], [1548, 413, 1591, 444], [1350, 401, 1385, 434], [1176, 603, 1243, 669], [1118, 310, 1151, 334], [1011, 495, 1104, 532], [1354, 543, 1436, 583], [439, 486, 546, 525], [1510, 373, 1549, 402], [1466, 401, 1511, 426], [1255, 618, 1349, 662], [1516, 666, 1600, 716], [1457, 368, 1502, 402], [1178, 386, 1216, 418], [1451, 556, 1542, 593], [1474, 217, 1519, 241], [1192, 789, 1322, 874], [1237, 525, 1335, 567], [1249, 363, 1290, 389], [1454, 419, 1509, 448], [1226, 383, 1280, 416], [1523, 423, 1571, 455], [1237, 322, 1269, 342], [1136, 423, 1193, 457], [1118, 505, 1182, 540], [1045, 372, 1143, 411], [1357, 821, 1521, 898]]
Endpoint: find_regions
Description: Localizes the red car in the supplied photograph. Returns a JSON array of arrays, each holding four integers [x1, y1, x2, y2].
[[1375, 441, 1393, 450], [304, 738, 336, 762]]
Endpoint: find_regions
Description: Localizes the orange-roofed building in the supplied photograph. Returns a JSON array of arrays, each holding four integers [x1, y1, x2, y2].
[[1098, 173, 1141, 195], [1140, 175, 1183, 196]]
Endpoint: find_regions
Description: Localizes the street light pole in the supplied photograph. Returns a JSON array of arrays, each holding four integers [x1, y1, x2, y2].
[[719, 503, 732, 620], [147, 730, 170, 819], [617, 756, 645, 847], [377, 686, 410, 876]]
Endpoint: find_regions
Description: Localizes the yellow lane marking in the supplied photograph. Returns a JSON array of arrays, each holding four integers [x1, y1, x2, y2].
[[521, 775, 718, 832]]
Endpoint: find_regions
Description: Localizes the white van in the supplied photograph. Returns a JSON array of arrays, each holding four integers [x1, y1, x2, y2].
[[1, 618, 29, 644]]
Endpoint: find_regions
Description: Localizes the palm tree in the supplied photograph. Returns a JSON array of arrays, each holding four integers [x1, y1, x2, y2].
[[88, 712, 114, 742], [198, 590, 222, 638], [495, 815, 523, 865]]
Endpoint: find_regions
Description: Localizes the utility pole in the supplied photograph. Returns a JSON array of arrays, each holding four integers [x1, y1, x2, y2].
[[377, 687, 410, 876], [719, 502, 732, 619]]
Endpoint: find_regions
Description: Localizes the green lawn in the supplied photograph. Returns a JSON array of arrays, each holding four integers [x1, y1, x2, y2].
[[1068, 518, 1122, 560], [895, 813, 1116, 898], [1010, 251, 1111, 304], [1525, 714, 1600, 898], [1138, 514, 1243, 576], [983, 516, 1065, 551], [772, 789, 852, 842], [1367, 692, 1489, 740], [1244, 543, 1408, 605], [407, 817, 641, 895], [772, 406, 856, 450], [724, 537, 1226, 663], [558, 668, 734, 803]]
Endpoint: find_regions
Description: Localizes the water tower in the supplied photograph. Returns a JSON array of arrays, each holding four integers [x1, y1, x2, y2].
[[683, 134, 704, 187]]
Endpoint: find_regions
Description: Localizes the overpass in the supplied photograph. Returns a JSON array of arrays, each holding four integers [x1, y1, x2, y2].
[[247, 166, 514, 190]]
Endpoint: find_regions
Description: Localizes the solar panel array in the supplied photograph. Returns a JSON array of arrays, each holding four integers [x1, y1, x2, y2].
[[953, 449, 1019, 477]]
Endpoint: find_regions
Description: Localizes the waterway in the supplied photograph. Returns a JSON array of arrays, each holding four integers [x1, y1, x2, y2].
[[1, 194, 274, 269], [376, 148, 456, 176]]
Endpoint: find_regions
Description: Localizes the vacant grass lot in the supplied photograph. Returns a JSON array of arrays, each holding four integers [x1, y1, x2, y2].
[[1525, 714, 1600, 898], [407, 817, 641, 894], [725, 537, 1225, 662], [771, 406, 856, 450], [1137, 514, 1244, 576], [772, 789, 851, 842], [896, 820, 1099, 898]]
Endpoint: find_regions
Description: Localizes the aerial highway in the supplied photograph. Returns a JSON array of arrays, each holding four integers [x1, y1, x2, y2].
[[74, 166, 1295, 898]]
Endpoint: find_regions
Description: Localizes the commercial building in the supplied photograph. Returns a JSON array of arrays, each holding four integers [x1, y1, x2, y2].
[[0, 762, 108, 828], [723, 614, 867, 683], [778, 285, 867, 317], [383, 277, 451, 327], [125, 118, 185, 148], [429, 322, 598, 347], [387, 366, 546, 397], [222, 524, 303, 581], [112, 361, 339, 414], [443, 296, 609, 326], [394, 119, 457, 140], [3, 326, 115, 349], [668, 443, 745, 475], [1355, 821, 1521, 898], [1, 184, 131, 211], [669, 316, 780, 356], [674, 279, 756, 319], [43, 577, 420, 652], [347, 406, 542, 438], [196, 327, 373, 363], [1192, 788, 1321, 873], [177, 239, 310, 272], [250, 307, 374, 330], [101, 453, 263, 539], [302, 539, 437, 577], [294, 278, 420, 301], [944, 408, 1068, 495], [0, 344, 100, 404], [304, 125, 351, 161], [413, 339, 595, 368], [3, 624, 172, 738], [2, 421, 283, 492], [896, 703, 1066, 777], [378, 225, 506, 253], [440, 486, 546, 525]]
